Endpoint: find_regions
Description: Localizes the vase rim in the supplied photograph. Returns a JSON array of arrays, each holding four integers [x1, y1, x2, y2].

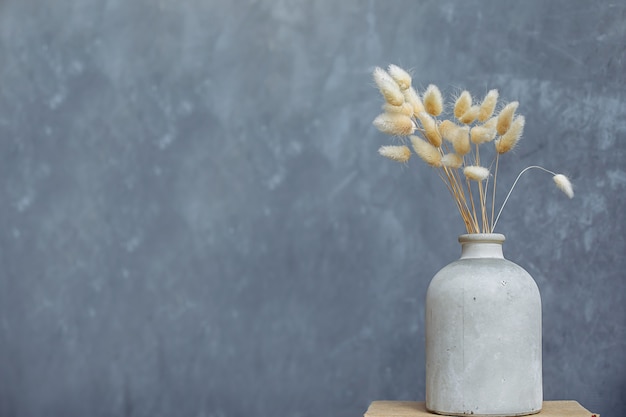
[[458, 233, 505, 244]]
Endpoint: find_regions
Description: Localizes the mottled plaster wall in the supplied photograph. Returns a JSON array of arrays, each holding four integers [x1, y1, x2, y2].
[[0, 1, 624, 416]]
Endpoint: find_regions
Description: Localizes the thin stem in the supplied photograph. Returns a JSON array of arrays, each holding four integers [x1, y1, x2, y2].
[[490, 153, 500, 232], [478, 181, 488, 232], [466, 178, 480, 233], [440, 164, 476, 233], [453, 165, 474, 222], [492, 165, 557, 231], [480, 156, 496, 233], [475, 143, 480, 166]]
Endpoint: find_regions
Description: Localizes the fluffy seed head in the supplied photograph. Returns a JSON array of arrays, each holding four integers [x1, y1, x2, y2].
[[402, 87, 425, 116], [378, 145, 412, 163], [553, 174, 574, 199], [454, 91, 472, 119], [373, 67, 405, 106], [438, 120, 458, 142], [495, 115, 525, 154], [382, 102, 414, 116], [416, 112, 442, 147], [470, 126, 497, 144], [478, 89, 499, 122], [439, 121, 468, 152], [482, 116, 498, 130], [441, 153, 463, 169], [410, 135, 442, 167], [459, 105, 480, 124], [463, 165, 490, 181], [373, 113, 416, 136], [496, 101, 519, 135], [453, 126, 471, 155], [423, 84, 443, 116], [387, 64, 412, 90]]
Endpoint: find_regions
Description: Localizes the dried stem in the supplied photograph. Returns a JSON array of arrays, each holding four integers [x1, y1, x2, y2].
[[490, 153, 500, 232], [492, 165, 557, 230]]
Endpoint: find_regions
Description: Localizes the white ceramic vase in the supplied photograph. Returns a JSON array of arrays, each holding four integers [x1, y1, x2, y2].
[[425, 234, 542, 416]]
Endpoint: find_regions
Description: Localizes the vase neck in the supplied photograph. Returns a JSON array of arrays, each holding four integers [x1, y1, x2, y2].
[[459, 233, 505, 259]]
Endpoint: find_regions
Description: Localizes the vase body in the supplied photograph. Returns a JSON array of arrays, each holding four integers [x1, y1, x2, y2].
[[425, 234, 542, 416]]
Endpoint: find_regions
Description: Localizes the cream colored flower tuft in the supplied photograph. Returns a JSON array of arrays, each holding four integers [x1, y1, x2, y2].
[[417, 112, 442, 147], [373, 113, 416, 136], [423, 84, 443, 116], [373, 67, 405, 106], [387, 64, 412, 90], [378, 145, 412, 163], [464, 165, 490, 181], [403, 86, 425, 116], [553, 174, 574, 199], [470, 126, 497, 144], [438, 120, 458, 143], [382, 102, 414, 116], [459, 105, 480, 124], [410, 135, 442, 167], [478, 89, 499, 122], [454, 91, 472, 119], [440, 120, 470, 155], [482, 116, 498, 130], [495, 115, 525, 154], [441, 153, 463, 169], [452, 126, 471, 155], [496, 101, 519, 135]]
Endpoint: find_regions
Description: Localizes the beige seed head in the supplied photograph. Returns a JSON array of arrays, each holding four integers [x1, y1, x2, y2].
[[482, 116, 498, 130], [454, 91, 472, 119], [373, 113, 416, 136], [463, 165, 490, 181], [402, 86, 425, 116], [438, 119, 458, 143], [372, 67, 405, 106], [453, 126, 471, 155], [441, 153, 463, 169], [470, 126, 497, 144], [382, 102, 414, 116], [372, 66, 395, 89], [495, 115, 525, 154], [496, 101, 519, 135], [378, 145, 412, 163], [416, 112, 442, 147], [387, 64, 412, 90], [553, 174, 574, 199], [458, 105, 480, 124], [410, 135, 442, 167], [423, 84, 443, 116], [478, 89, 499, 122]]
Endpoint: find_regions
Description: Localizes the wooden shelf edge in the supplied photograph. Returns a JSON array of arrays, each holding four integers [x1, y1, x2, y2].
[[364, 401, 599, 417]]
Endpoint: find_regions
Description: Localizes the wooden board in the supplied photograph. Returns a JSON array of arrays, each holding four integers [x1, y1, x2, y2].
[[364, 401, 598, 417]]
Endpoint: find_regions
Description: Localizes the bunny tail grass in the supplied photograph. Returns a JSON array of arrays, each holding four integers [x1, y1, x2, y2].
[[373, 67, 404, 106], [373, 113, 416, 136], [423, 84, 443, 116], [492, 166, 573, 230], [553, 174, 574, 199], [454, 91, 472, 119], [478, 89, 499, 122], [387, 64, 412, 90], [378, 145, 412, 163], [464, 165, 490, 181], [410, 135, 442, 167]]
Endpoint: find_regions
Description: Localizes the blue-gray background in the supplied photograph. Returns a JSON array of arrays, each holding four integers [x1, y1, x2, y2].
[[0, 1, 624, 416]]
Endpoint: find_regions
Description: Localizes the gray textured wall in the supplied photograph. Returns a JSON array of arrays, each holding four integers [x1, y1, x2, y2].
[[0, 1, 624, 416]]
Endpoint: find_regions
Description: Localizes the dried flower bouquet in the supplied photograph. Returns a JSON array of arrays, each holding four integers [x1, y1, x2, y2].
[[372, 64, 573, 234]]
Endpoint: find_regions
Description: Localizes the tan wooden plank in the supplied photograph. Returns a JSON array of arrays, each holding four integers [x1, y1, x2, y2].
[[364, 401, 598, 417]]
